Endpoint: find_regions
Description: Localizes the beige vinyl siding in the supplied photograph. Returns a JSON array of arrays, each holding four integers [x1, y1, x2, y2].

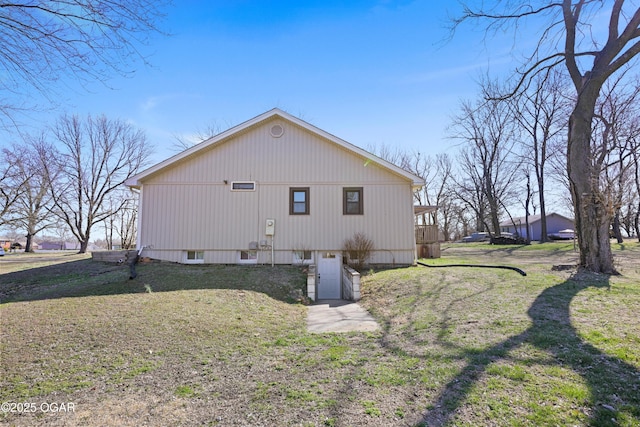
[[143, 120, 403, 185], [140, 183, 413, 247], [138, 118, 418, 264], [140, 184, 259, 250]]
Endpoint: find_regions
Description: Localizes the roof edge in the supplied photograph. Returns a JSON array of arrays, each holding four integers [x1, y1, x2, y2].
[[499, 212, 575, 226], [126, 108, 425, 187]]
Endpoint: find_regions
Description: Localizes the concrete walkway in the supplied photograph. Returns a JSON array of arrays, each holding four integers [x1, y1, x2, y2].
[[307, 300, 380, 333]]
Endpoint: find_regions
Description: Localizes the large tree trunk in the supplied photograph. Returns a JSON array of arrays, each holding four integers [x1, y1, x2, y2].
[[612, 209, 624, 244], [634, 202, 640, 243], [25, 233, 34, 253], [476, 202, 486, 232], [567, 85, 616, 274], [484, 173, 501, 236], [537, 178, 548, 243]]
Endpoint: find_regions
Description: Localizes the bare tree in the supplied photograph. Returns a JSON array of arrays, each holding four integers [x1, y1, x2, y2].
[[370, 145, 458, 241], [517, 167, 536, 242], [0, 0, 168, 127], [0, 148, 27, 225], [510, 69, 570, 242], [51, 220, 73, 250], [118, 197, 138, 250], [633, 143, 640, 241], [400, 151, 459, 241], [104, 189, 138, 250], [449, 202, 474, 241], [594, 74, 640, 243], [3, 136, 58, 251], [429, 154, 457, 241], [454, 145, 491, 233], [454, 1, 640, 273], [449, 92, 520, 235], [48, 114, 152, 253]]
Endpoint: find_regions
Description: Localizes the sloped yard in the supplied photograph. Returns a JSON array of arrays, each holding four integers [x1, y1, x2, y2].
[[1, 242, 639, 426]]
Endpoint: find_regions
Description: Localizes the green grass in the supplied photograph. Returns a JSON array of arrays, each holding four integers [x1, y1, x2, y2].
[[361, 400, 382, 417], [1, 244, 639, 426], [175, 385, 198, 398], [363, 242, 640, 426], [0, 254, 307, 303]]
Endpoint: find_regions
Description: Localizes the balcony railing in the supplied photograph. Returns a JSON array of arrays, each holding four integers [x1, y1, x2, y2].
[[415, 225, 439, 244]]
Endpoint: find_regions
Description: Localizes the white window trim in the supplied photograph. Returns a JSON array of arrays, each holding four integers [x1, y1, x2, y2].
[[292, 250, 314, 265], [184, 250, 204, 264], [231, 181, 256, 191], [238, 250, 258, 264]]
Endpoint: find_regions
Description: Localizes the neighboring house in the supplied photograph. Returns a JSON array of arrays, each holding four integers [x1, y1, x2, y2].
[[62, 241, 99, 251], [15, 241, 39, 250], [39, 241, 65, 250], [64, 241, 81, 250], [126, 109, 425, 297], [500, 213, 574, 241], [40, 241, 90, 251]]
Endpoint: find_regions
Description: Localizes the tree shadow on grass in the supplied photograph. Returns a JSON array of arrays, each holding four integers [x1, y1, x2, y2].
[[0, 259, 307, 304], [419, 272, 640, 426]]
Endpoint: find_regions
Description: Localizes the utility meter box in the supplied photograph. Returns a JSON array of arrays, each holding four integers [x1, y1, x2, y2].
[[265, 219, 275, 236]]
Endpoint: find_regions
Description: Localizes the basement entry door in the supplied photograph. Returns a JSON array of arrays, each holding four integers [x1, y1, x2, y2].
[[317, 252, 342, 299]]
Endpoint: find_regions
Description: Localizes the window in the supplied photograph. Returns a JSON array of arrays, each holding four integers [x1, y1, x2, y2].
[[343, 187, 363, 215], [238, 250, 257, 264], [184, 250, 204, 264], [292, 250, 313, 264], [231, 181, 255, 191], [290, 187, 309, 215]]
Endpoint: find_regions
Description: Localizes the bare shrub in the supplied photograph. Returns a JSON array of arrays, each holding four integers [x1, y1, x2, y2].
[[342, 232, 374, 270]]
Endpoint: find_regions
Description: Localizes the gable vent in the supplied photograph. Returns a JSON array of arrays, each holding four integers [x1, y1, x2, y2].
[[270, 124, 284, 138]]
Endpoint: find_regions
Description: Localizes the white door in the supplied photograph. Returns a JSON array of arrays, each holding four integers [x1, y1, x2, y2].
[[317, 253, 342, 299]]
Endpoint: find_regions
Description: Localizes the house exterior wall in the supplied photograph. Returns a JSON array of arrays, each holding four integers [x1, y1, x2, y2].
[[501, 213, 574, 241], [136, 118, 417, 265], [545, 214, 575, 236]]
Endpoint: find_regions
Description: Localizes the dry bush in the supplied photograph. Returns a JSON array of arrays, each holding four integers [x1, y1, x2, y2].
[[342, 232, 374, 270]]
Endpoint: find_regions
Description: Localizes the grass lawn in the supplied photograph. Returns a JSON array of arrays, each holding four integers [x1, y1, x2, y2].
[[1, 242, 639, 426]]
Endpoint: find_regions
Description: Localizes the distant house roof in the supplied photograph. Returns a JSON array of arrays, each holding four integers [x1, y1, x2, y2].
[[499, 213, 574, 227], [125, 108, 425, 189]]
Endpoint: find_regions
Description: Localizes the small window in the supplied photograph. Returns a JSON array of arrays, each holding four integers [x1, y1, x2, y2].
[[184, 250, 204, 264], [292, 250, 313, 264], [231, 181, 255, 191], [343, 187, 363, 215], [238, 250, 257, 264], [290, 187, 309, 215]]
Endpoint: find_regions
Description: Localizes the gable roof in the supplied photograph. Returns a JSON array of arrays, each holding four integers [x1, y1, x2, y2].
[[125, 108, 425, 188]]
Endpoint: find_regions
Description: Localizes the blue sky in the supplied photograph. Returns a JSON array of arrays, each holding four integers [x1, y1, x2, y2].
[[14, 1, 517, 164]]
